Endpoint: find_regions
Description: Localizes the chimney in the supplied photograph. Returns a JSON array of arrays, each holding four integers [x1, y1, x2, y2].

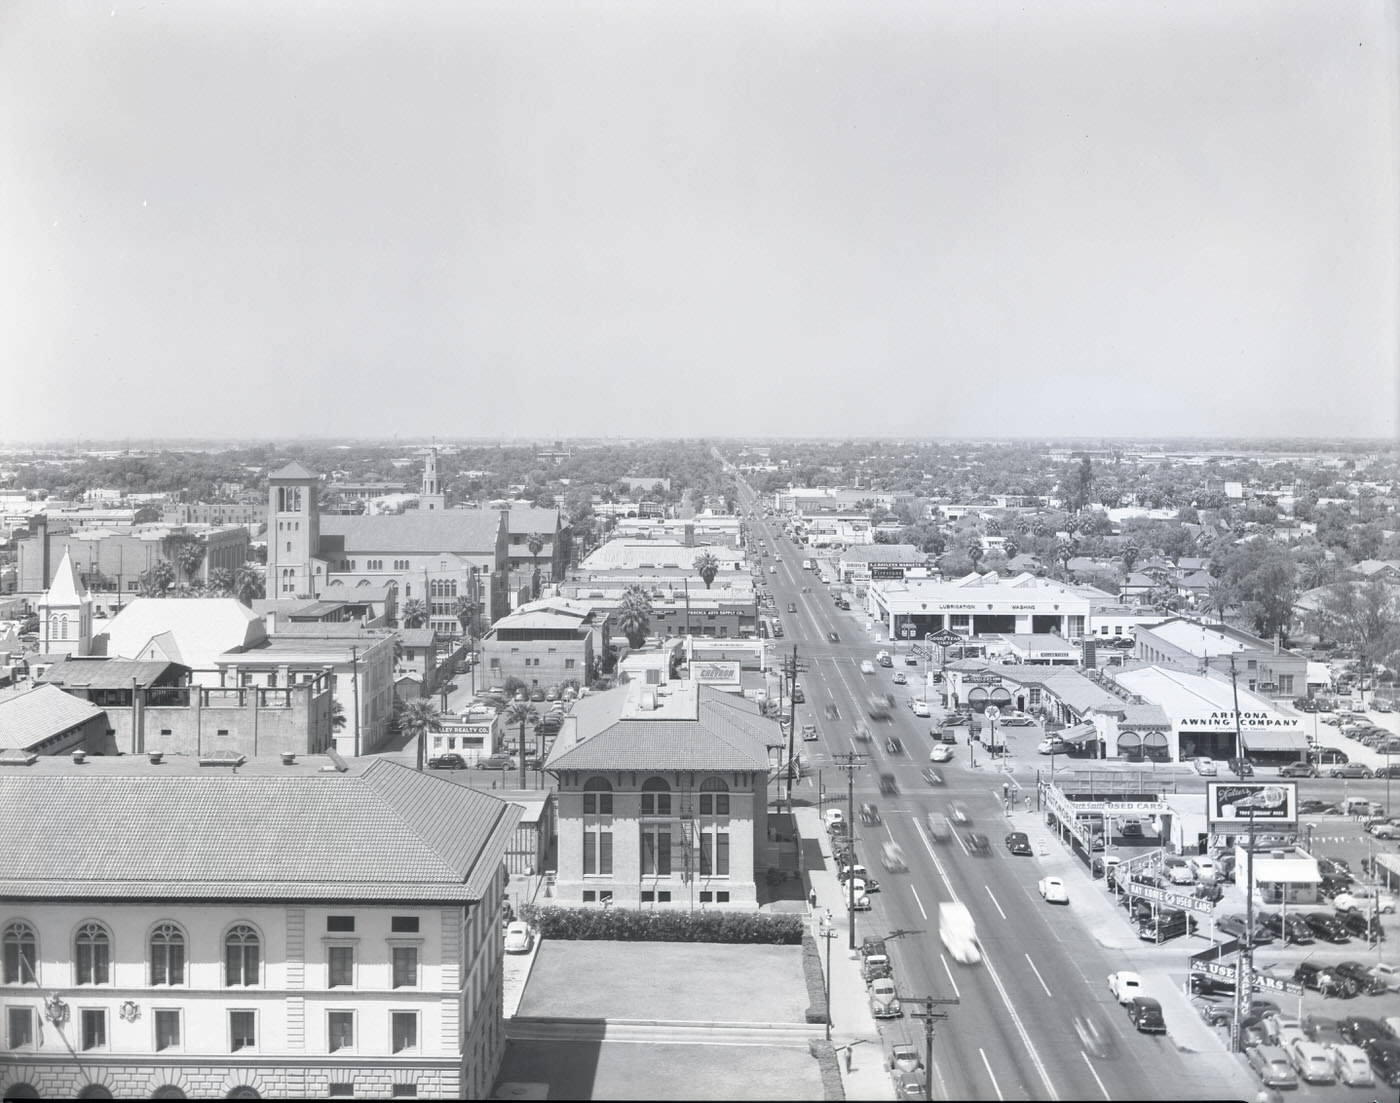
[[562, 715, 581, 744], [684, 523, 695, 547]]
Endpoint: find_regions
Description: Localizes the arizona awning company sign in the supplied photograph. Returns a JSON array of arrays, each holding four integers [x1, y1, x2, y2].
[[1177, 711, 1300, 730], [694, 661, 741, 686]]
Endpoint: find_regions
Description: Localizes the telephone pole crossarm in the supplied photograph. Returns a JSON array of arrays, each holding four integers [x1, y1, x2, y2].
[[907, 995, 959, 1103]]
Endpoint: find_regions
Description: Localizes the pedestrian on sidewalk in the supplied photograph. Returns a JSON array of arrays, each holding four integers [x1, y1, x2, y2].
[[809, 888, 817, 909], [1003, 781, 1010, 801]]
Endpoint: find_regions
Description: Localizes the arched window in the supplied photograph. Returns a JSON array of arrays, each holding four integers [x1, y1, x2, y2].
[[226, 1088, 260, 1100], [151, 1088, 187, 1100], [75, 922, 111, 985], [698, 777, 729, 817], [75, 1087, 113, 1100], [224, 925, 261, 987], [150, 923, 185, 986], [582, 777, 613, 816], [3, 921, 37, 984], [640, 777, 671, 816]]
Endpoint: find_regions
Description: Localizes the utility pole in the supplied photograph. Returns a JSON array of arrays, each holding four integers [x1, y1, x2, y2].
[[907, 996, 959, 1101], [830, 750, 868, 949]]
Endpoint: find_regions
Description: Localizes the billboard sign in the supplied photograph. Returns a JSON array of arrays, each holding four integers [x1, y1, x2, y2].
[[870, 565, 907, 579], [1207, 781, 1298, 828], [928, 629, 962, 647], [694, 661, 742, 686]]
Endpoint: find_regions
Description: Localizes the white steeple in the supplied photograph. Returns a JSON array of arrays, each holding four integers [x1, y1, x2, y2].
[[37, 545, 94, 656]]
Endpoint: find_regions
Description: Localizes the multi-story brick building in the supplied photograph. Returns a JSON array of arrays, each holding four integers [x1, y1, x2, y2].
[[0, 757, 520, 1101]]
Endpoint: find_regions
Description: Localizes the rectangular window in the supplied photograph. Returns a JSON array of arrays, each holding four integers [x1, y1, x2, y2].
[[391, 1086, 417, 1098], [599, 830, 613, 875], [1277, 674, 1294, 695], [391, 1011, 418, 1053], [564, 658, 575, 669], [328, 945, 354, 987], [641, 891, 654, 903], [391, 946, 418, 989], [699, 891, 713, 903], [391, 916, 420, 933], [155, 1009, 181, 1051], [327, 915, 355, 932], [151, 941, 185, 986], [7, 1007, 34, 1048], [658, 891, 671, 902], [230, 1010, 256, 1052], [700, 833, 712, 875], [76, 940, 110, 985], [717, 891, 730, 903], [641, 829, 672, 876], [328, 1010, 354, 1052], [81, 1007, 107, 1051], [328, 1083, 354, 1099], [716, 831, 729, 876], [583, 828, 597, 875], [582, 891, 596, 903]]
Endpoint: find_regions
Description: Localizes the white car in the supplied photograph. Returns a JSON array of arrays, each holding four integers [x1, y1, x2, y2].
[[1189, 857, 1217, 882], [824, 808, 845, 829], [1191, 756, 1218, 776], [503, 921, 533, 954], [1038, 876, 1069, 904], [910, 699, 931, 717], [892, 671, 907, 685], [1333, 888, 1398, 914], [1108, 971, 1143, 1004], [929, 744, 953, 764], [1368, 962, 1400, 992], [1326, 1043, 1373, 1087], [860, 660, 876, 675], [1167, 864, 1195, 885]]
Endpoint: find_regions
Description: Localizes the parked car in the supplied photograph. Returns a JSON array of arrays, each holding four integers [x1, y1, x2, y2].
[[1331, 762, 1374, 778], [1339, 909, 1386, 943], [1310, 747, 1349, 765], [869, 976, 903, 1018], [1302, 1014, 1344, 1046], [1294, 961, 1359, 998], [1279, 760, 1317, 777], [1334, 960, 1389, 996], [909, 698, 931, 717], [1247, 1044, 1298, 1089], [1227, 757, 1255, 777], [427, 752, 467, 770], [861, 953, 893, 984], [1004, 831, 1032, 856], [1108, 971, 1144, 1004], [1219, 913, 1273, 944], [1302, 912, 1352, 943], [1126, 996, 1166, 1034], [1258, 910, 1314, 944], [1286, 1039, 1335, 1085], [1340, 1016, 1392, 1048], [1189, 971, 1236, 997], [475, 754, 515, 770], [1364, 1039, 1400, 1086], [503, 920, 534, 954], [1191, 756, 1218, 776], [1333, 885, 1398, 913], [1139, 909, 1195, 943], [1327, 1043, 1374, 1087], [1366, 820, 1400, 840], [1367, 962, 1400, 992]]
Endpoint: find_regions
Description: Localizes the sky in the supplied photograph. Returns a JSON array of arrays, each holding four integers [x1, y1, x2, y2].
[[3, 0, 1397, 444]]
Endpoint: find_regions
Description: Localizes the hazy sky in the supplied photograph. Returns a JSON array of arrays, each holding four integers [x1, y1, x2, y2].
[[3, 1, 1397, 443]]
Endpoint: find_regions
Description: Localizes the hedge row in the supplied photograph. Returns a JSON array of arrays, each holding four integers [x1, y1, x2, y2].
[[519, 904, 804, 944], [801, 930, 828, 1024], [808, 1037, 846, 1101]]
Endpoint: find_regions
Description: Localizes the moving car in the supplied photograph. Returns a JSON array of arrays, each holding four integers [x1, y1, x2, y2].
[[503, 921, 533, 954], [860, 660, 877, 675], [859, 802, 881, 826], [925, 814, 950, 842], [1037, 737, 1069, 755], [1247, 1044, 1298, 1089], [892, 671, 907, 685], [881, 841, 908, 872], [939, 901, 980, 964], [879, 773, 899, 795], [802, 722, 819, 742], [909, 698, 931, 717], [476, 754, 515, 770], [948, 802, 971, 825], [886, 736, 903, 755], [787, 602, 796, 613], [1004, 831, 1032, 856], [427, 752, 467, 770], [1127, 996, 1166, 1034], [1038, 876, 1069, 904], [828, 631, 841, 643], [929, 744, 953, 763], [1108, 971, 1144, 1004], [965, 832, 990, 854], [919, 768, 944, 786]]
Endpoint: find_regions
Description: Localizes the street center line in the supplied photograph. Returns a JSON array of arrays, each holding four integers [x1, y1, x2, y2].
[[985, 885, 1008, 920], [1024, 952, 1052, 998], [978, 1048, 1003, 1100], [1080, 1050, 1111, 1100], [909, 884, 928, 920]]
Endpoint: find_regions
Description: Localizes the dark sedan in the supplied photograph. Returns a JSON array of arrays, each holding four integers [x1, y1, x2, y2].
[[966, 832, 991, 854], [1335, 961, 1389, 995], [1365, 1039, 1400, 1087], [427, 753, 467, 770], [1302, 912, 1351, 943], [1004, 832, 1033, 856], [1126, 997, 1166, 1034], [1278, 760, 1317, 777], [1340, 1016, 1391, 1048]]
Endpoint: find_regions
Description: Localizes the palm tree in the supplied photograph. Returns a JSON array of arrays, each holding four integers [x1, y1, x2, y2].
[[173, 537, 206, 585], [1205, 581, 1235, 624], [504, 699, 540, 788], [401, 598, 429, 628], [527, 533, 546, 598], [397, 699, 442, 770], [693, 550, 720, 589], [232, 565, 264, 606], [454, 594, 475, 638], [329, 699, 347, 733], [615, 585, 652, 649], [139, 560, 177, 597], [207, 566, 235, 597], [1121, 543, 1140, 576]]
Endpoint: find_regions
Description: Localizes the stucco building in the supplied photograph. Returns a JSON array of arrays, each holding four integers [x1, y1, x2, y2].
[[0, 756, 520, 1101]]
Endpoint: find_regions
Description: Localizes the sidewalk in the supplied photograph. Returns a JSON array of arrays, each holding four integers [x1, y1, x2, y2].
[[794, 804, 897, 1102]]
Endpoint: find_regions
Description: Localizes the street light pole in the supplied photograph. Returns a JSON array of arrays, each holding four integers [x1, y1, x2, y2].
[[819, 910, 835, 1040]]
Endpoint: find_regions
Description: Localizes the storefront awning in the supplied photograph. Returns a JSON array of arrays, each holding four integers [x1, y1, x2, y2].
[[1058, 722, 1099, 745], [1240, 730, 1309, 753]]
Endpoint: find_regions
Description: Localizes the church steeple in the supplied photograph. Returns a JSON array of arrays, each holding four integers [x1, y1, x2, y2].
[[37, 545, 93, 656], [419, 447, 446, 512]]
